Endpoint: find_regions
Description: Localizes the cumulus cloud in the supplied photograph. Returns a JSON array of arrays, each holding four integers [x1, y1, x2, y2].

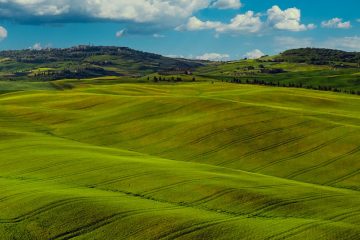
[[0, 26, 7, 40], [195, 53, 230, 61], [115, 29, 126, 38], [165, 53, 229, 61], [31, 43, 43, 50], [0, 2, 315, 36], [29, 42, 52, 50], [307, 24, 317, 30], [267, 5, 314, 31], [211, 0, 242, 10], [177, 11, 262, 34], [0, 0, 210, 31], [321, 18, 351, 29], [178, 5, 313, 35], [177, 16, 222, 31], [244, 49, 265, 59], [217, 11, 263, 34]]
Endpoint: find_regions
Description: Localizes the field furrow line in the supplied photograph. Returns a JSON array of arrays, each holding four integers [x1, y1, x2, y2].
[[249, 194, 337, 217], [0, 192, 28, 203], [266, 209, 360, 240], [158, 217, 242, 240], [188, 119, 310, 161], [50, 206, 182, 240], [43, 166, 142, 184], [15, 160, 74, 176], [71, 102, 107, 110], [187, 110, 275, 144], [66, 100, 201, 137], [286, 145, 360, 179], [325, 169, 360, 186], [252, 131, 354, 172], [90, 171, 153, 187], [188, 115, 295, 147], [44, 165, 123, 181], [141, 178, 217, 196], [218, 125, 339, 166], [0, 198, 87, 224], [102, 99, 223, 141], [189, 188, 237, 206], [155, 110, 275, 155]]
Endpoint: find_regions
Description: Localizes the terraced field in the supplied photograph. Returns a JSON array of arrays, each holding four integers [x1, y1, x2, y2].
[[0, 82, 359, 239]]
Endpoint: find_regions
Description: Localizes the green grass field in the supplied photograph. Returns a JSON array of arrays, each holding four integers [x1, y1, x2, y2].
[[0, 82, 359, 239]]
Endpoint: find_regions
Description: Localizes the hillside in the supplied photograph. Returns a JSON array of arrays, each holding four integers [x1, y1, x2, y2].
[[0, 46, 204, 80], [275, 48, 360, 65], [0, 46, 359, 94], [0, 81, 359, 239], [195, 48, 360, 94]]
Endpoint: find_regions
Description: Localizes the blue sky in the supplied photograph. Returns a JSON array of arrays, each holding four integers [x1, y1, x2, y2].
[[0, 0, 359, 60]]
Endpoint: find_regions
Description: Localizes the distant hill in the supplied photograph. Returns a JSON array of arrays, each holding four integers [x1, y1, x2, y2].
[[195, 48, 360, 94], [0, 45, 205, 80], [275, 48, 360, 65], [0, 46, 359, 94]]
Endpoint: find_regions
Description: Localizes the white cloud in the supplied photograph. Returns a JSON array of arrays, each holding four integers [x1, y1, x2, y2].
[[177, 11, 262, 34], [307, 23, 317, 30], [244, 49, 265, 59], [211, 0, 242, 10], [178, 5, 313, 35], [195, 53, 230, 61], [115, 29, 126, 38], [84, 0, 209, 23], [217, 11, 263, 34], [31, 43, 42, 50], [0, 2, 315, 36], [165, 54, 185, 58], [153, 33, 165, 38], [165, 53, 230, 61], [177, 16, 221, 31], [323, 36, 360, 51], [267, 5, 314, 31], [29, 42, 52, 50], [274, 36, 313, 50], [0, 26, 7, 40], [321, 18, 351, 29], [0, 0, 210, 30]]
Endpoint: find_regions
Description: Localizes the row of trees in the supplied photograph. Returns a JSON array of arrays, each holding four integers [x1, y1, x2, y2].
[[148, 76, 196, 82], [228, 78, 360, 95]]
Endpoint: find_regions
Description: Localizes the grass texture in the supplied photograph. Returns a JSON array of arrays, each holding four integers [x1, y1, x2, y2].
[[0, 82, 359, 239]]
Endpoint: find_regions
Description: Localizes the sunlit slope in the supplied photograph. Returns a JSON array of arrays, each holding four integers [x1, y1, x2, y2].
[[3, 83, 358, 189], [0, 122, 360, 239], [0, 83, 359, 239]]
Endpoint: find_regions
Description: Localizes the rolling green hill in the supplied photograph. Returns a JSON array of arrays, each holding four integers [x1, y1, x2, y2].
[[195, 57, 360, 94], [0, 81, 359, 239], [275, 48, 360, 65], [1, 46, 359, 95], [0, 46, 205, 80]]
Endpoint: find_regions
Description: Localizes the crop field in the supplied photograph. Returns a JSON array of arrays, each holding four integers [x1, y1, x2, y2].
[[0, 82, 359, 239]]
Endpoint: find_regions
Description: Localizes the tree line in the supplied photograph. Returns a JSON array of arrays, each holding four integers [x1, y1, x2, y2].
[[227, 78, 360, 95], [149, 76, 196, 82]]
